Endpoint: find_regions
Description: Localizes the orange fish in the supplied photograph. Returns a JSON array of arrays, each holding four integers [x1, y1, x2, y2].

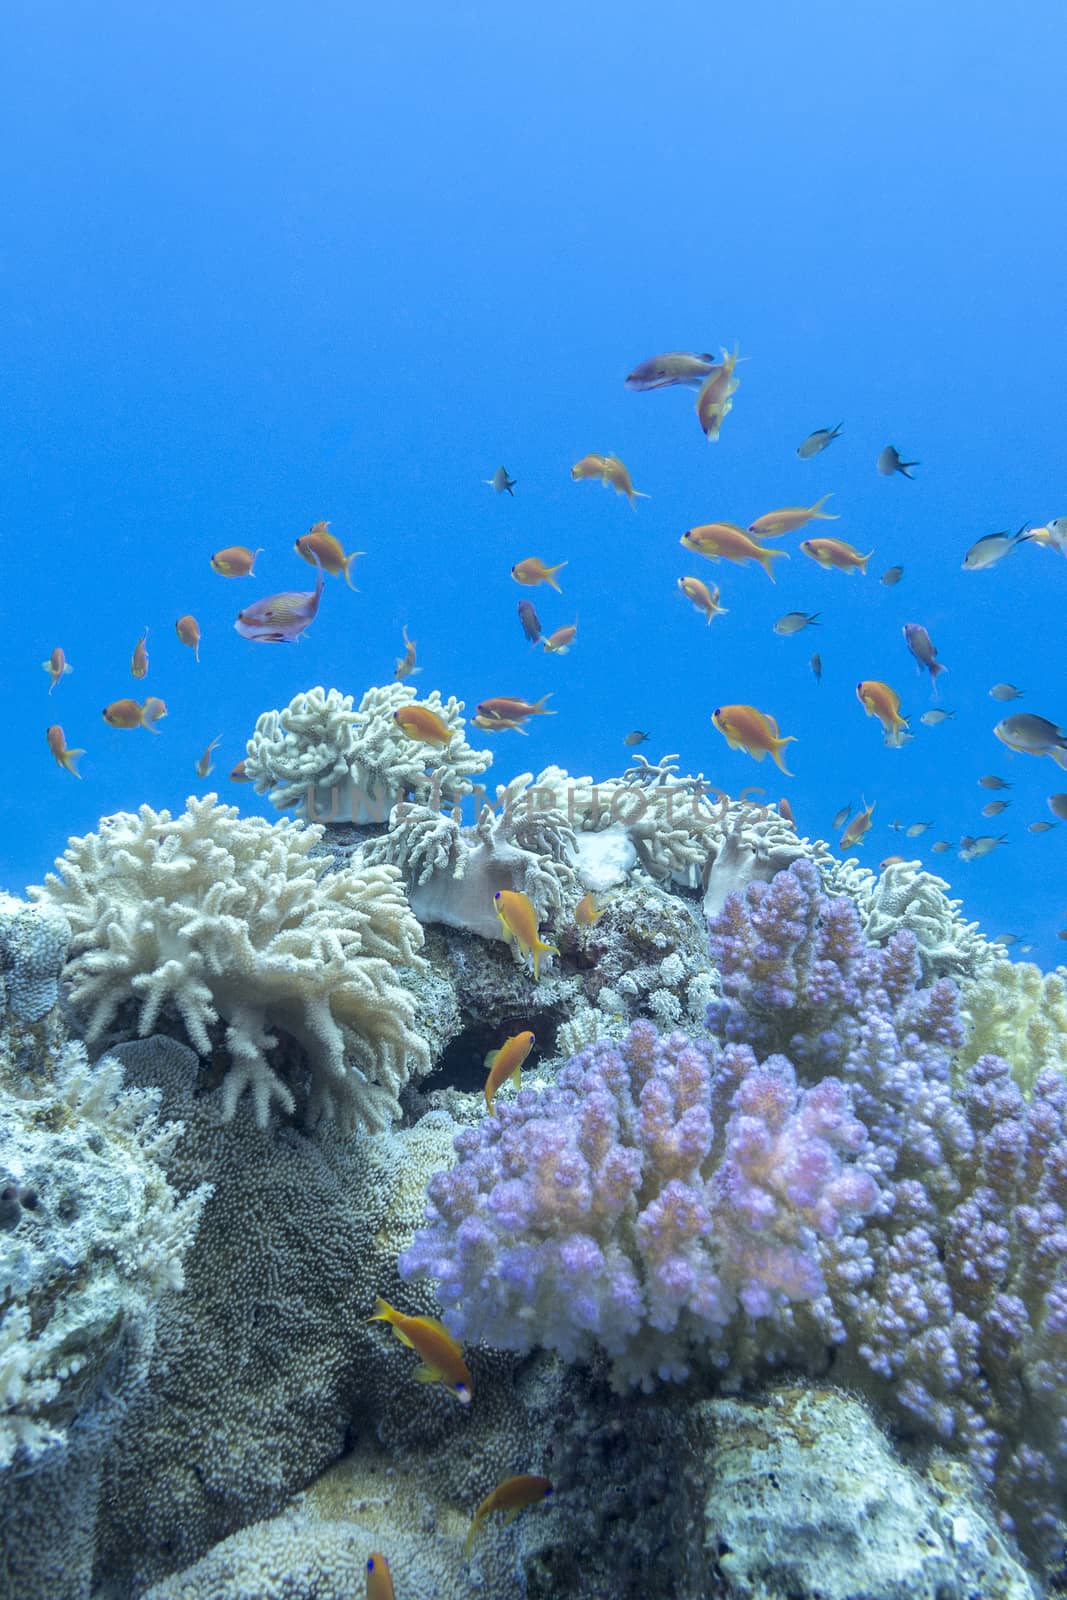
[[211, 545, 262, 577], [103, 698, 167, 732], [880, 855, 909, 869], [694, 346, 741, 441], [575, 891, 604, 926], [477, 695, 554, 722], [677, 576, 728, 623], [196, 735, 222, 778], [494, 890, 560, 980], [365, 1552, 395, 1600], [540, 623, 578, 655], [712, 705, 796, 775], [856, 680, 910, 748], [394, 624, 421, 681], [47, 724, 84, 777], [42, 647, 72, 693], [294, 521, 364, 589], [749, 495, 838, 538], [570, 453, 648, 508], [465, 1474, 553, 1559], [840, 800, 876, 849], [230, 759, 251, 782], [801, 537, 872, 574], [176, 615, 201, 659], [473, 712, 528, 734], [131, 628, 149, 679], [778, 797, 796, 827], [393, 704, 453, 747], [681, 524, 787, 583], [484, 1030, 535, 1113], [368, 1297, 472, 1403], [512, 557, 566, 591]]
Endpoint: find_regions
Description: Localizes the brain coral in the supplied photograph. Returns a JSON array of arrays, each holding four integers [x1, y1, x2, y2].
[[31, 794, 430, 1130]]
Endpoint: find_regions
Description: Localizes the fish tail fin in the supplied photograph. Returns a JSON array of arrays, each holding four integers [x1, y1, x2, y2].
[[369, 1296, 395, 1324], [465, 1514, 484, 1560], [342, 551, 362, 590], [1052, 746, 1067, 771], [858, 552, 874, 573], [63, 749, 85, 778], [772, 737, 797, 776], [812, 494, 838, 519], [532, 694, 555, 714], [758, 547, 787, 582], [901, 461, 920, 477], [547, 564, 567, 592], [628, 490, 651, 508]]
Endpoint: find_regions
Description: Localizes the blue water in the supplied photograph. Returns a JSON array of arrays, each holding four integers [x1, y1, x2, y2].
[[3, 1, 1066, 960]]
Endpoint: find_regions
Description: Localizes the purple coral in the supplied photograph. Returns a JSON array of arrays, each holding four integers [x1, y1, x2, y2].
[[406, 859, 1067, 1573], [401, 1021, 877, 1390]]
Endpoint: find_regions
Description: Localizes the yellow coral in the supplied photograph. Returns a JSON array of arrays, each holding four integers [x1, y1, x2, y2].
[[956, 959, 1067, 1094]]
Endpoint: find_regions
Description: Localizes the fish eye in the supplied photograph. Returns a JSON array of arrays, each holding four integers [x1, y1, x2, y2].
[[455, 1382, 472, 1403]]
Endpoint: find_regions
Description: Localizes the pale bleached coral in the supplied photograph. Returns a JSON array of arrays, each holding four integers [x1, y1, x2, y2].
[[244, 682, 493, 823], [0, 892, 70, 1023], [362, 774, 580, 955], [31, 795, 429, 1130], [1, 1040, 209, 1472], [956, 958, 1067, 1093], [823, 858, 995, 982]]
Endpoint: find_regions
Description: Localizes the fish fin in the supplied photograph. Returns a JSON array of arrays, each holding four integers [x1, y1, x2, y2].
[[502, 1507, 522, 1526], [63, 749, 85, 778], [510, 1064, 522, 1089], [465, 1515, 484, 1559], [369, 1296, 396, 1324], [757, 547, 786, 582], [484, 1048, 499, 1071], [533, 694, 555, 714], [1052, 748, 1067, 771], [771, 738, 797, 776], [412, 1362, 444, 1385]]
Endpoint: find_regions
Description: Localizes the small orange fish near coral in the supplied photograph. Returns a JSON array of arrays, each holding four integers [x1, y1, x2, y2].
[[368, 1297, 472, 1403], [365, 1551, 395, 1600], [295, 521, 364, 589], [840, 800, 876, 849], [393, 704, 453, 747], [465, 1474, 553, 1558], [175, 615, 201, 659], [484, 1030, 535, 1113], [494, 890, 560, 980], [712, 705, 796, 775]]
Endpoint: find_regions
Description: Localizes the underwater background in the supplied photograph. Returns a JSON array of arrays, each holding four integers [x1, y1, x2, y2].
[[3, 0, 1066, 956]]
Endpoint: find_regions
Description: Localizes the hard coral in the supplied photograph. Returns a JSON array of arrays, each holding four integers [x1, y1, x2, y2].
[[31, 794, 430, 1130]]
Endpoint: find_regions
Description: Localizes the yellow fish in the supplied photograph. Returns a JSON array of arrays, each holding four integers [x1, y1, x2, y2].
[[294, 521, 364, 589], [575, 891, 604, 926], [694, 346, 740, 441], [840, 800, 876, 849], [749, 495, 838, 538], [681, 524, 786, 583], [677, 576, 728, 623], [856, 680, 910, 748], [175, 615, 201, 659], [130, 628, 149, 680], [103, 697, 167, 732], [42, 647, 72, 693], [393, 704, 453, 747], [368, 1297, 472, 1403], [540, 623, 578, 655], [46, 724, 84, 777], [801, 537, 872, 574], [512, 557, 567, 591], [210, 546, 262, 577], [394, 624, 421, 681], [473, 712, 528, 734], [465, 1474, 553, 1559], [196, 735, 222, 778], [484, 1030, 535, 1113], [365, 1552, 395, 1600], [569, 453, 648, 508], [712, 704, 796, 774], [494, 890, 560, 980]]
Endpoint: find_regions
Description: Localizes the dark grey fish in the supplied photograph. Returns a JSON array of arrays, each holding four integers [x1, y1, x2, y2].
[[878, 445, 919, 478], [797, 424, 843, 460], [880, 565, 904, 586], [810, 652, 822, 684], [517, 600, 541, 643], [485, 466, 516, 495], [623, 729, 651, 746]]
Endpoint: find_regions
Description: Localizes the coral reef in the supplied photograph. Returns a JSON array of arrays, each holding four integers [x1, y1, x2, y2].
[[243, 683, 492, 823], [955, 956, 1067, 1093], [31, 794, 430, 1131], [363, 774, 580, 949], [402, 861, 1067, 1571], [824, 856, 995, 981], [0, 892, 70, 1024], [1, 1039, 208, 1600]]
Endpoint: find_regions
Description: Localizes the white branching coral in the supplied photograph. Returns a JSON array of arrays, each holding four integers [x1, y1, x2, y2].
[[824, 858, 995, 982], [31, 795, 430, 1131], [243, 683, 493, 823], [956, 958, 1067, 1093]]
